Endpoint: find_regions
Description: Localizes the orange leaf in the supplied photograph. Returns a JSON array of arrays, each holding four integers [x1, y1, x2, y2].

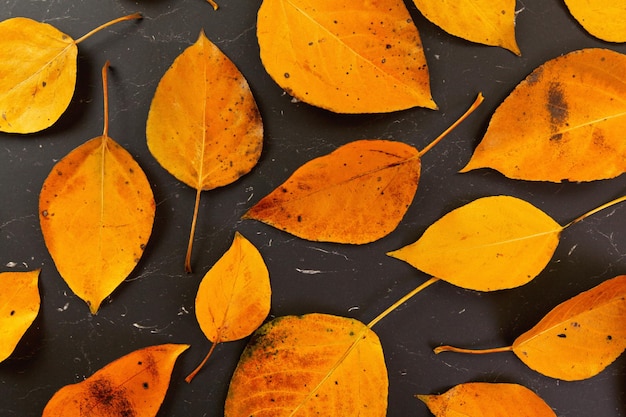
[[42, 344, 189, 417], [0, 270, 40, 362], [461, 48, 626, 182], [257, 0, 436, 113], [564, 0, 626, 42]]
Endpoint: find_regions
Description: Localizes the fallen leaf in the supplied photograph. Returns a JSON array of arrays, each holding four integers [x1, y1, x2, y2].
[[224, 313, 388, 416], [435, 275, 626, 381], [42, 343, 189, 417], [0, 13, 141, 134], [257, 0, 436, 113], [461, 48, 626, 182], [39, 62, 155, 314], [412, 0, 520, 55], [418, 382, 556, 417], [185, 232, 271, 382], [0, 269, 40, 362], [564, 0, 626, 42], [146, 30, 263, 273]]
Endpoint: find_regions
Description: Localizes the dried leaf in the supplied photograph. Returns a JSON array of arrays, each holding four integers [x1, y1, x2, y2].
[[146, 30, 263, 272], [0, 270, 40, 362], [186, 232, 271, 382], [39, 62, 155, 314], [564, 0, 626, 42], [461, 48, 626, 182], [257, 0, 436, 113], [412, 0, 520, 54], [42, 344, 189, 417], [418, 382, 556, 417], [225, 313, 388, 416], [0, 13, 140, 134]]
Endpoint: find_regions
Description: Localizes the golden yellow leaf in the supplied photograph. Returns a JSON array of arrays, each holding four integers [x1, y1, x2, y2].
[[257, 0, 436, 113], [146, 30, 263, 272], [185, 232, 271, 382], [412, 0, 520, 55], [564, 0, 626, 42], [418, 382, 556, 417], [0, 270, 40, 362], [42, 343, 189, 417], [39, 62, 155, 314], [461, 48, 626, 182], [0, 13, 140, 134], [224, 313, 388, 417]]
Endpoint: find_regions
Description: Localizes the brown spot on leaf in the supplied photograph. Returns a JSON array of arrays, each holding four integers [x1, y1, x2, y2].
[[88, 378, 136, 417]]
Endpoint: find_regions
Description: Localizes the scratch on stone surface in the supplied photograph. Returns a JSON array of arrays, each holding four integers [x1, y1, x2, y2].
[[295, 268, 324, 275], [307, 246, 350, 260]]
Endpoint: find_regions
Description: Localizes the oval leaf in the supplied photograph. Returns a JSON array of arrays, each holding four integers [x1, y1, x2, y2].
[[412, 0, 520, 55], [257, 0, 436, 113], [564, 0, 626, 42], [388, 196, 562, 291], [461, 48, 626, 182], [513, 274, 626, 380], [42, 344, 189, 417], [244, 139, 420, 244], [418, 382, 556, 417], [0, 270, 40, 362], [225, 314, 388, 416]]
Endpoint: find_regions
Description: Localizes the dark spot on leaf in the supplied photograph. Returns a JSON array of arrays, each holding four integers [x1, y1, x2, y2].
[[607, 335, 613, 341], [42, 81, 47, 87], [142, 382, 149, 389], [547, 81, 568, 127], [557, 333, 567, 338], [10, 310, 15, 316], [284, 72, 290, 78], [88, 378, 136, 417], [297, 215, 302, 222], [42, 210, 48, 217]]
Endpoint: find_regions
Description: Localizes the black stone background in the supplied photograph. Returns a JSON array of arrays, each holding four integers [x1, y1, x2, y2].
[[1, 0, 625, 415]]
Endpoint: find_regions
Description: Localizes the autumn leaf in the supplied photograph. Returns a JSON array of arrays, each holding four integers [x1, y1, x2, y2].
[[257, 0, 436, 113], [0, 270, 40, 362], [224, 313, 387, 416], [564, 0, 626, 42], [42, 344, 189, 417], [461, 48, 626, 182], [146, 30, 263, 273], [412, 0, 520, 55], [185, 232, 271, 382], [435, 275, 626, 381], [244, 95, 483, 244], [39, 62, 155, 314], [418, 382, 556, 417], [0, 13, 141, 134]]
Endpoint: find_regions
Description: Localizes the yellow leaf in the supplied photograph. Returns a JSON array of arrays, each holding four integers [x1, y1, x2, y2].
[[257, 0, 436, 113], [418, 382, 556, 417], [564, 0, 626, 42], [42, 343, 189, 417], [0, 14, 140, 134], [224, 314, 388, 416], [0, 270, 40, 362], [412, 0, 520, 55], [186, 232, 271, 382], [146, 30, 263, 272], [461, 48, 626, 182], [39, 62, 155, 314]]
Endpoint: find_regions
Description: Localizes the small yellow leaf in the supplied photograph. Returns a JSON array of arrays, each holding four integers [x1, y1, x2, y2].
[[418, 382, 556, 417], [42, 344, 189, 417], [257, 0, 436, 113], [225, 314, 388, 416], [564, 0, 626, 42], [412, 0, 520, 55], [0, 270, 40, 362]]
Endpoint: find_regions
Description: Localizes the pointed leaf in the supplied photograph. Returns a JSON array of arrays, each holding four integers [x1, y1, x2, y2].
[[244, 139, 420, 244], [257, 0, 436, 113], [388, 196, 562, 291], [564, 0, 626, 42], [225, 314, 388, 416], [42, 344, 189, 417], [0, 270, 40, 362], [412, 0, 520, 55], [461, 48, 626, 182]]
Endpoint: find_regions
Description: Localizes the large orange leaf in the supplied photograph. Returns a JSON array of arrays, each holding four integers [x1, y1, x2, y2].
[[0, 270, 40, 362], [461, 48, 626, 182], [0, 13, 140, 134], [224, 313, 388, 416], [42, 344, 189, 417], [257, 0, 436, 113], [39, 63, 155, 314], [564, 0, 626, 42], [412, 0, 520, 55], [146, 30, 263, 272]]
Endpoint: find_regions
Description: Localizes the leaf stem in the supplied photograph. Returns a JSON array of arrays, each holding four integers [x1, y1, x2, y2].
[[563, 195, 626, 229], [434, 345, 513, 355], [185, 340, 218, 383], [206, 0, 219, 10], [101, 61, 110, 137], [74, 12, 142, 45], [418, 93, 484, 157], [185, 187, 203, 273]]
